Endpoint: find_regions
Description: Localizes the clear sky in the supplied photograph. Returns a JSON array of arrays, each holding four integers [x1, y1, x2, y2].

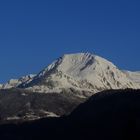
[[0, 0, 140, 83]]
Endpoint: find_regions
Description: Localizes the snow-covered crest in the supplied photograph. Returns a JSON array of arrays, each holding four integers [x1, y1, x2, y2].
[[1, 52, 140, 95], [17, 52, 140, 95], [36, 52, 116, 79]]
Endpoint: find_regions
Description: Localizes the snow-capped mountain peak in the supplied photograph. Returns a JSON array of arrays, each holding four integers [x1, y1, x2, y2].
[[17, 52, 140, 96], [38, 52, 116, 79]]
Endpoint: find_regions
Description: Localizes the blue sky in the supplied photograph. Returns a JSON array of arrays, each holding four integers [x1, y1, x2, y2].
[[0, 0, 140, 83]]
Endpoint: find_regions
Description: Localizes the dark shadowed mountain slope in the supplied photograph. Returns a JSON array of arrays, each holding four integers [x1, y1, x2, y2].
[[0, 89, 140, 140], [0, 88, 85, 122], [68, 89, 140, 140]]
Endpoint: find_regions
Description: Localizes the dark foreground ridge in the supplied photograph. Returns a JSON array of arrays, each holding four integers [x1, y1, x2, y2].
[[0, 89, 140, 140]]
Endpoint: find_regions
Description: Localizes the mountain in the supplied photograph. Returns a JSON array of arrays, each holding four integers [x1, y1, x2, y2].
[[18, 53, 139, 96], [1, 53, 139, 95], [0, 89, 140, 140], [0, 75, 35, 89], [0, 52, 140, 122], [124, 71, 140, 85]]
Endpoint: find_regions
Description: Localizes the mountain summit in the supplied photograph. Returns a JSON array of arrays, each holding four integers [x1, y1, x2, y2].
[[17, 52, 139, 96]]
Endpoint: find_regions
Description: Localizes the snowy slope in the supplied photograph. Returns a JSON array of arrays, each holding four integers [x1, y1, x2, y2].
[[124, 71, 140, 85], [0, 75, 35, 89], [19, 53, 140, 96]]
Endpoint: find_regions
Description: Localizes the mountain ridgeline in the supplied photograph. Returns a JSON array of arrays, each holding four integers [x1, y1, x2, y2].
[[1, 53, 140, 93], [18, 53, 140, 93]]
